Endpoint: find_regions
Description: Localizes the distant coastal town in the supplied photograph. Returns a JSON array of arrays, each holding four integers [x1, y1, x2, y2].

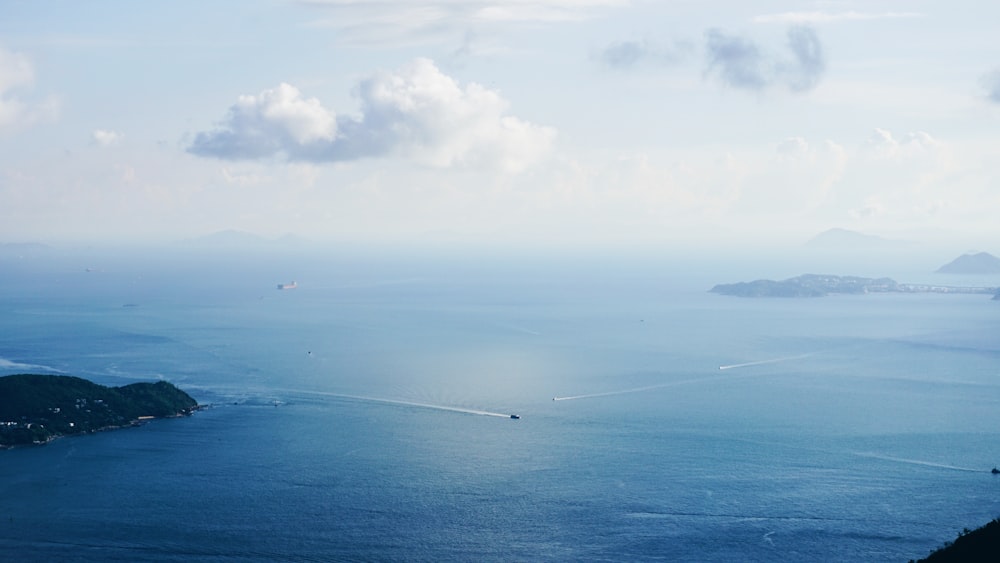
[[710, 274, 999, 299], [711, 251, 1000, 299]]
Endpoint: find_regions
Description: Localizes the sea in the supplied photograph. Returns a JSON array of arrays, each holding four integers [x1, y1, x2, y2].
[[1, 245, 998, 562]]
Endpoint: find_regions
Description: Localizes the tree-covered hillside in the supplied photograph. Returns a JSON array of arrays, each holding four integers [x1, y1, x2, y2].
[[0, 374, 198, 447], [912, 518, 1000, 562]]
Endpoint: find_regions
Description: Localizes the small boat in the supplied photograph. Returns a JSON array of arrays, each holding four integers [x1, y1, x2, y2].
[[510, 414, 520, 420], [992, 467, 999, 475], [277, 281, 298, 290]]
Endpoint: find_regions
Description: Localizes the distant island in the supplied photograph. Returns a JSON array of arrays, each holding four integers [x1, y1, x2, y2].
[[710, 274, 997, 298], [0, 374, 198, 448], [936, 252, 1000, 274]]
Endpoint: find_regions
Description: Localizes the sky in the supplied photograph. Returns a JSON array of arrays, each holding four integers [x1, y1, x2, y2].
[[1, 0, 1000, 249]]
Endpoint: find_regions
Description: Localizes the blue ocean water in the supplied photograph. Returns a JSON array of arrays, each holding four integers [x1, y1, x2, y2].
[[1, 248, 999, 561]]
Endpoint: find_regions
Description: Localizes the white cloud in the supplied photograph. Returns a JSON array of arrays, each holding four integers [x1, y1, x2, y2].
[[864, 128, 941, 159], [752, 11, 923, 25], [221, 166, 270, 186], [829, 129, 958, 228], [0, 47, 56, 132], [189, 83, 335, 160], [190, 58, 556, 172], [0, 48, 33, 93], [776, 136, 809, 156], [298, 0, 627, 46], [243, 84, 337, 145], [731, 137, 847, 217], [92, 129, 124, 146], [472, 1, 623, 23]]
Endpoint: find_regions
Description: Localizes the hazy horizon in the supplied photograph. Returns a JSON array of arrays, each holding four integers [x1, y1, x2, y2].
[[3, 1, 1000, 248]]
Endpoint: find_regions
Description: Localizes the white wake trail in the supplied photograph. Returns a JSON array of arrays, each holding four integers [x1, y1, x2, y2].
[[553, 372, 763, 402], [272, 388, 515, 419], [0, 357, 65, 373], [850, 452, 983, 473], [718, 353, 812, 371], [553, 384, 671, 402], [737, 437, 987, 474]]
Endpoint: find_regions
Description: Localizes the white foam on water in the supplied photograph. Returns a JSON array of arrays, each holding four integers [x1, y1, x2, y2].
[[718, 354, 812, 371]]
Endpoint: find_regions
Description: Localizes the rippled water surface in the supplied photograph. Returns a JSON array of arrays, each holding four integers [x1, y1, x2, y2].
[[2, 250, 998, 561]]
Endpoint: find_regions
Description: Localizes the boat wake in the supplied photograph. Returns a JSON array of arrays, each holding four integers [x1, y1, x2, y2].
[[272, 388, 517, 419], [737, 437, 986, 473], [849, 451, 983, 473], [553, 383, 676, 402], [718, 354, 812, 371], [0, 357, 64, 373], [553, 372, 762, 401]]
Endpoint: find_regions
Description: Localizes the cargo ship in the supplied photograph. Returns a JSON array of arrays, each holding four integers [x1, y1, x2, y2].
[[277, 281, 297, 290]]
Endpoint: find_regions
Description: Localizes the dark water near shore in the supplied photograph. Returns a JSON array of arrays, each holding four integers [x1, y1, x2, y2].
[[1, 249, 999, 561]]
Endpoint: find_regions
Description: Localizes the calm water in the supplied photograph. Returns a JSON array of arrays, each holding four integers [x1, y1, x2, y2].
[[1, 248, 999, 561]]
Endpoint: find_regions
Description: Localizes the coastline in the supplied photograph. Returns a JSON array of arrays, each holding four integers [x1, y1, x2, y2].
[[0, 374, 201, 449], [0, 405, 206, 450]]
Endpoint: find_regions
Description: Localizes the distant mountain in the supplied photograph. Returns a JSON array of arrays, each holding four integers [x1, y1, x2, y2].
[[805, 228, 910, 250], [180, 230, 308, 249], [936, 252, 1000, 274], [0, 242, 51, 254], [184, 229, 269, 246]]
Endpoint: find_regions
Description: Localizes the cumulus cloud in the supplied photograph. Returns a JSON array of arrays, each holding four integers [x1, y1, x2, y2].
[[189, 58, 556, 172], [981, 69, 1000, 103], [865, 128, 940, 159], [189, 83, 336, 160], [829, 128, 954, 225], [704, 26, 825, 92], [776, 136, 810, 156], [731, 136, 847, 216], [92, 129, 123, 146], [0, 47, 56, 131]]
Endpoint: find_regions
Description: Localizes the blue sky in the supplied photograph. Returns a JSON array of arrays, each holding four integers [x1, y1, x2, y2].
[[2, 0, 1000, 248]]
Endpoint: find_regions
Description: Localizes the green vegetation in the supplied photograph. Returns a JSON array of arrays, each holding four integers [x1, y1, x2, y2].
[[911, 518, 1000, 562], [0, 374, 198, 447]]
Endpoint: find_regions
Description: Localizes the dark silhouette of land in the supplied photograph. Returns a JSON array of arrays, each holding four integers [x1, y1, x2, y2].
[[912, 518, 1000, 562], [0, 374, 198, 447]]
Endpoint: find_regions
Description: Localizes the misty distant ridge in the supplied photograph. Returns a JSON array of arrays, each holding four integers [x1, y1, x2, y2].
[[936, 252, 1000, 274], [177, 230, 309, 249], [0, 242, 51, 254], [805, 228, 913, 250]]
